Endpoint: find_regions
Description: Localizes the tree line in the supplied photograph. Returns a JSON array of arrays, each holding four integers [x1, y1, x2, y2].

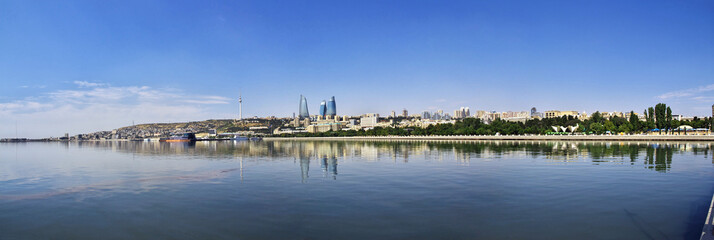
[[280, 103, 711, 137]]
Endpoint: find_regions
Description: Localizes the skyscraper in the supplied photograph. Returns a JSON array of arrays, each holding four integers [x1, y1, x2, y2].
[[299, 95, 309, 118], [454, 107, 470, 119], [319, 100, 327, 117], [326, 96, 337, 117], [531, 107, 537, 117], [422, 111, 431, 120]]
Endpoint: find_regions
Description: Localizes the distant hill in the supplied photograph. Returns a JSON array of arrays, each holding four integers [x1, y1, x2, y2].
[[118, 119, 272, 134], [71, 118, 285, 140]]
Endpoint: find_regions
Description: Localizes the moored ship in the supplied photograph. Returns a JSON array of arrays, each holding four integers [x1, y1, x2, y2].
[[159, 133, 197, 142]]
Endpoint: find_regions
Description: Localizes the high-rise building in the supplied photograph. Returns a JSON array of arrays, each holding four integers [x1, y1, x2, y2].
[[360, 113, 379, 128], [454, 107, 470, 119], [319, 100, 327, 117], [433, 112, 442, 120], [531, 107, 537, 116], [326, 96, 337, 116], [391, 111, 396, 118], [402, 109, 408, 117], [299, 95, 309, 118]]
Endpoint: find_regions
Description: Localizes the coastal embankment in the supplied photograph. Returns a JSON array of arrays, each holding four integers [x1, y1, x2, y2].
[[264, 135, 714, 142], [702, 194, 714, 240]]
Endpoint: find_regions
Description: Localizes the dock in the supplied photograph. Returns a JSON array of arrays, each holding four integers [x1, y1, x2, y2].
[[703, 194, 714, 240]]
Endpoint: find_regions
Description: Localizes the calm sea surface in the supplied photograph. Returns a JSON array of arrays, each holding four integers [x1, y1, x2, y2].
[[1, 140, 713, 240]]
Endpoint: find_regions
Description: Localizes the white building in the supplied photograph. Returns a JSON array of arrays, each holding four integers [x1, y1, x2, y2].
[[360, 113, 379, 128]]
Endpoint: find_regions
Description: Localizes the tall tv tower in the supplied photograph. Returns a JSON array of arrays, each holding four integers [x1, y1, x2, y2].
[[238, 94, 243, 121]]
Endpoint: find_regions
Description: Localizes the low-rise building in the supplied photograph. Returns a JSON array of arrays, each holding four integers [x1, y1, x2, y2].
[[307, 123, 342, 133], [601, 112, 624, 119], [544, 110, 582, 119]]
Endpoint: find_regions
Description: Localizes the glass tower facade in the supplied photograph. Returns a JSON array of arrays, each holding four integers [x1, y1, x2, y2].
[[326, 96, 337, 116], [299, 95, 309, 118], [319, 101, 327, 117]]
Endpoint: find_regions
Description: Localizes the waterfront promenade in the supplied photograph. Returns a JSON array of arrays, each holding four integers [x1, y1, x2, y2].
[[703, 194, 714, 240], [265, 135, 714, 142]]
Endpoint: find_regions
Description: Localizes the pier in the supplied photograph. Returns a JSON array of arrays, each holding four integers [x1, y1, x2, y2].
[[703, 194, 714, 240]]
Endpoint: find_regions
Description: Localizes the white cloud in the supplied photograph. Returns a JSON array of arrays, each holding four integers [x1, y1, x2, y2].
[[691, 96, 714, 102], [657, 84, 714, 99], [652, 84, 714, 117], [0, 83, 233, 138], [18, 85, 47, 89], [0, 101, 53, 114], [51, 86, 157, 103], [73, 81, 106, 88], [180, 96, 232, 104]]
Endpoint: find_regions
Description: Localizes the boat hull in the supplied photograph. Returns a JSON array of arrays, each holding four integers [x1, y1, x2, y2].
[[159, 133, 197, 142], [160, 139, 196, 142]]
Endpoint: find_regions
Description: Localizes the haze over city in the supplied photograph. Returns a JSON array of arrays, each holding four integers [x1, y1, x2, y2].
[[1, 0, 713, 138]]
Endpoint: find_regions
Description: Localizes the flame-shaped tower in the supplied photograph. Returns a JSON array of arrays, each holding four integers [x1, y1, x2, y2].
[[326, 96, 336, 117], [299, 95, 309, 118]]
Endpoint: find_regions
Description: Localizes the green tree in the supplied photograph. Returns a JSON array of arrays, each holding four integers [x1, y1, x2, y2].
[[604, 121, 617, 133], [590, 123, 605, 134], [618, 124, 631, 134], [590, 111, 604, 124], [628, 111, 640, 132], [654, 103, 667, 129], [647, 107, 655, 124], [665, 107, 672, 131]]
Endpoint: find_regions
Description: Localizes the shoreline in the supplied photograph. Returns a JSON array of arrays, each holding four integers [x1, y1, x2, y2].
[[264, 135, 714, 142], [3, 135, 713, 143]]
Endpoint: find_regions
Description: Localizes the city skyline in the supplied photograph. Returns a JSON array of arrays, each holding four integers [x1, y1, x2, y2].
[[1, 0, 713, 138]]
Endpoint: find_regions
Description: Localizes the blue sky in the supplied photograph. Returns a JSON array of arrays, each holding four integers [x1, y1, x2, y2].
[[1, 0, 713, 138]]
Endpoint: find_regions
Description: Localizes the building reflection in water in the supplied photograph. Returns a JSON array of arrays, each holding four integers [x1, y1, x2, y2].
[[320, 156, 337, 180], [300, 156, 310, 183], [69, 140, 713, 177]]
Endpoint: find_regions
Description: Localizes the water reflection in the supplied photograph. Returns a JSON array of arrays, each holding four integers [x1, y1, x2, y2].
[[5, 140, 708, 201], [2, 140, 713, 239], [53, 140, 713, 174], [321, 156, 338, 180], [644, 145, 673, 173], [300, 155, 310, 183], [0, 168, 238, 200]]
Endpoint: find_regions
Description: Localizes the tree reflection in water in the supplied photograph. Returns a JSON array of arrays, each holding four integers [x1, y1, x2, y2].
[[64, 140, 712, 174]]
